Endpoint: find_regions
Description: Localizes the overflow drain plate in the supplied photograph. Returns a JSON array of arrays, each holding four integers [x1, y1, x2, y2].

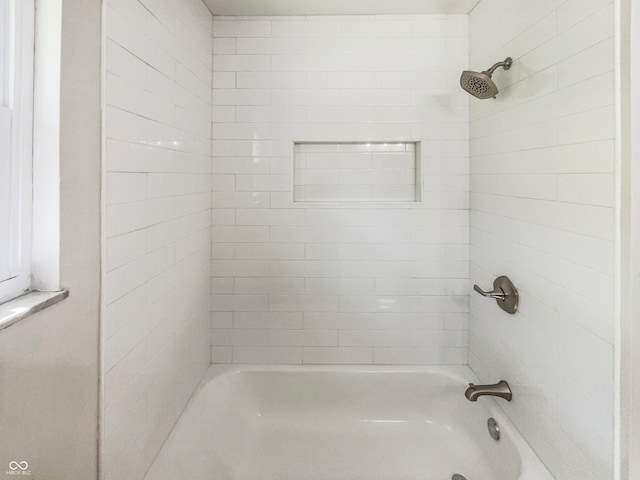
[[452, 475, 467, 480], [488, 417, 501, 441]]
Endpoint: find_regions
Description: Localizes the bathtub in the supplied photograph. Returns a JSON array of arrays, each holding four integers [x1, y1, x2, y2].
[[144, 366, 553, 480]]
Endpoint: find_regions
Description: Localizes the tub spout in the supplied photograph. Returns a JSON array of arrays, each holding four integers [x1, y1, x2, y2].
[[465, 380, 512, 402]]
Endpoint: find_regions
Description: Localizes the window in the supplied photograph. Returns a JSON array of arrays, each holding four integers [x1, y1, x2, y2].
[[0, 0, 34, 303]]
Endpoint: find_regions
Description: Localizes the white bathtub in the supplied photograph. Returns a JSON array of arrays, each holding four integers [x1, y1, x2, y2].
[[145, 365, 553, 480]]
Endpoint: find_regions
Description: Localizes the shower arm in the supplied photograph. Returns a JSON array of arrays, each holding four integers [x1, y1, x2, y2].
[[484, 57, 513, 75]]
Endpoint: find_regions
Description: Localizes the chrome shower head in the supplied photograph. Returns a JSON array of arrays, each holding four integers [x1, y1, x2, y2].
[[460, 57, 513, 99]]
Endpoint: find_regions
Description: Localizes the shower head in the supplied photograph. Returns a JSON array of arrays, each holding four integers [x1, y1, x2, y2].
[[460, 57, 513, 99]]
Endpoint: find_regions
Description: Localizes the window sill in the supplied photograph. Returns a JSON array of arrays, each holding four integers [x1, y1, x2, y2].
[[0, 290, 69, 332]]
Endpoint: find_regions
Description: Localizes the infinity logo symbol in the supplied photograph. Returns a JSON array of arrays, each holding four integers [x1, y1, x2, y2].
[[8, 461, 28, 471]]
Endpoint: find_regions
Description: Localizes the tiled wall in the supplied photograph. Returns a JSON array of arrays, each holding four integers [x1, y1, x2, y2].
[[103, 1, 212, 479], [210, 15, 470, 365], [468, 1, 615, 479]]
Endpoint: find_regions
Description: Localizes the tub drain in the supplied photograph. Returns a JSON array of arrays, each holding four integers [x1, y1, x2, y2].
[[452, 475, 467, 480]]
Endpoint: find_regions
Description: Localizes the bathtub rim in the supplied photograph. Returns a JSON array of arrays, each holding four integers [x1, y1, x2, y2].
[[158, 364, 555, 480]]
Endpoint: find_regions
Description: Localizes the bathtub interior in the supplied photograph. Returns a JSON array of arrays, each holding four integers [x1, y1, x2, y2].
[[145, 366, 553, 480]]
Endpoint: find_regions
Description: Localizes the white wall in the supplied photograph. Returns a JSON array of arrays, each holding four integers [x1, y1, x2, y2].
[[103, 1, 212, 479], [210, 14, 470, 365], [0, 0, 102, 478], [468, 1, 615, 479]]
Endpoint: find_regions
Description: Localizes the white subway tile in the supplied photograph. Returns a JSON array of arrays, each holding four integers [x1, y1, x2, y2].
[[267, 329, 337, 346], [213, 54, 271, 72], [212, 328, 267, 345], [212, 72, 236, 89], [306, 37, 374, 55], [272, 55, 340, 72], [211, 346, 233, 363], [104, 285, 148, 339], [557, 174, 614, 207], [211, 312, 234, 329], [211, 260, 269, 278], [233, 346, 302, 364], [303, 347, 372, 364], [272, 20, 341, 38], [212, 226, 270, 243], [213, 88, 270, 105], [236, 71, 306, 89], [339, 330, 408, 347], [373, 347, 443, 364], [237, 37, 305, 54], [236, 106, 306, 123], [233, 278, 269, 294], [213, 20, 272, 38], [269, 295, 339, 312], [213, 38, 235, 54]]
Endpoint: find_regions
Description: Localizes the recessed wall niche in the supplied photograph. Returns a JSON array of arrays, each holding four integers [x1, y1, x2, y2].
[[293, 142, 421, 203]]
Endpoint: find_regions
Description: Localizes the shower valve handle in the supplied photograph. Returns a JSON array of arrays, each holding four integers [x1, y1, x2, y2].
[[473, 276, 519, 315], [473, 284, 506, 300]]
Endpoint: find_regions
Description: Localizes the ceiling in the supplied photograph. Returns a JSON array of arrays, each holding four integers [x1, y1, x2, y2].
[[203, 0, 479, 16]]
